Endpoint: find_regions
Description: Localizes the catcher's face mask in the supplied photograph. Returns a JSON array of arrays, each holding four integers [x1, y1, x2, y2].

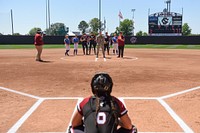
[[91, 72, 113, 97]]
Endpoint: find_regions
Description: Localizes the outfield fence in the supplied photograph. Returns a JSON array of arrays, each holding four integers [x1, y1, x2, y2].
[[0, 35, 200, 44]]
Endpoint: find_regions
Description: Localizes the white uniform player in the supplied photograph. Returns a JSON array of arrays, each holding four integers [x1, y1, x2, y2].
[[112, 33, 118, 55], [73, 35, 79, 55], [64, 35, 70, 56]]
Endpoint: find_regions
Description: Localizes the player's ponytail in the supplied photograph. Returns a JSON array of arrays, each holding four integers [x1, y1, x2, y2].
[[95, 96, 100, 126], [109, 96, 119, 126]]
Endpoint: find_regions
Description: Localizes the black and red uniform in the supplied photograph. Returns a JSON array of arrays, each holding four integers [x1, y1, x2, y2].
[[77, 96, 128, 133], [89, 34, 96, 55], [80, 35, 88, 55], [104, 34, 110, 55]]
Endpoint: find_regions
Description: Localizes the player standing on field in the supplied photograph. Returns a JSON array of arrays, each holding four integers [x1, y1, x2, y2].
[[96, 31, 106, 62], [89, 32, 96, 55], [104, 32, 110, 55], [117, 32, 125, 58], [80, 33, 88, 55], [34, 29, 44, 62], [112, 33, 118, 55], [72, 35, 79, 56], [64, 35, 70, 56]]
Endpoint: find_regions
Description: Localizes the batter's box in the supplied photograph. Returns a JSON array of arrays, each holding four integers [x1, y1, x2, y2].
[[14, 99, 77, 132], [125, 100, 183, 132]]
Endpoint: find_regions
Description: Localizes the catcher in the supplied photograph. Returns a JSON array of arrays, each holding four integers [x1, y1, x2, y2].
[[68, 72, 137, 133]]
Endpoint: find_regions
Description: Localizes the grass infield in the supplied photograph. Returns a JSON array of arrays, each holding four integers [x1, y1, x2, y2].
[[0, 44, 200, 49]]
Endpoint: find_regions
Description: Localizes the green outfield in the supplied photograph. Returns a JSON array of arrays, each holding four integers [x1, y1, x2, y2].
[[0, 44, 200, 49]]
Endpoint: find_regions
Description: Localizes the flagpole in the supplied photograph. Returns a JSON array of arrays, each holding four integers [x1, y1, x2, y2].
[[119, 16, 120, 28], [119, 10, 121, 28], [118, 10, 123, 29]]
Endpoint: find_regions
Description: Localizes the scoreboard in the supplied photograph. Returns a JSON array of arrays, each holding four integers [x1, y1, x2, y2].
[[149, 12, 182, 36]]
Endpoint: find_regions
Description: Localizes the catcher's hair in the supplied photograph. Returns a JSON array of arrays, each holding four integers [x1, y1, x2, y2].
[[109, 96, 119, 126], [95, 97, 100, 126]]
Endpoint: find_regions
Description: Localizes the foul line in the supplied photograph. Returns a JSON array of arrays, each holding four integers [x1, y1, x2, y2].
[[160, 86, 200, 99], [0, 86, 40, 99]]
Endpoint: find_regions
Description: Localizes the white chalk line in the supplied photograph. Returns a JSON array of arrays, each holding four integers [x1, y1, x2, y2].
[[65, 98, 83, 133], [60, 56, 138, 62], [7, 98, 44, 133], [0, 86, 40, 99], [60, 57, 96, 62], [42, 97, 83, 100], [0, 86, 199, 132], [158, 99, 194, 133], [160, 86, 200, 99]]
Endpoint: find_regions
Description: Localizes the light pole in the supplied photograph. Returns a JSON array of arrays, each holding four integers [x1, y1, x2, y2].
[[48, 0, 50, 29], [99, 0, 102, 32], [46, 0, 48, 30], [46, 0, 51, 34], [10, 9, 14, 35], [131, 9, 136, 36]]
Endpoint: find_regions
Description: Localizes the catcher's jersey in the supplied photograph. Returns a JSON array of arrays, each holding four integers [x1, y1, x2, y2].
[[77, 96, 127, 133]]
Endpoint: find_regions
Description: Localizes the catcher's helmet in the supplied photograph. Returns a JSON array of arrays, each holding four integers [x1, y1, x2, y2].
[[91, 72, 113, 97]]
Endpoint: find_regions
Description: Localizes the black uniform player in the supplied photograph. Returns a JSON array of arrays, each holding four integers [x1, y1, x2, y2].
[[69, 72, 137, 133], [104, 32, 110, 55], [80, 33, 88, 55], [89, 32, 96, 55]]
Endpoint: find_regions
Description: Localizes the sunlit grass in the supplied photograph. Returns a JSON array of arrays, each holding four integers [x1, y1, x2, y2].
[[0, 44, 200, 49]]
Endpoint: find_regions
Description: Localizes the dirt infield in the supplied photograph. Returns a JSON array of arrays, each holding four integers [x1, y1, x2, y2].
[[0, 48, 200, 132]]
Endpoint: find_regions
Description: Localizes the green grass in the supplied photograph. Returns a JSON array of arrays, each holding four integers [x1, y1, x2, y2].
[[0, 44, 200, 49], [125, 44, 200, 49], [0, 44, 64, 49]]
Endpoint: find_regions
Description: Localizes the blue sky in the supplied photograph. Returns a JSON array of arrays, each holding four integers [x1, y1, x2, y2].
[[0, 0, 199, 35]]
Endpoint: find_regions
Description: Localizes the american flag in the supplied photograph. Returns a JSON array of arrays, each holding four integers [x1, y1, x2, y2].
[[118, 11, 123, 19]]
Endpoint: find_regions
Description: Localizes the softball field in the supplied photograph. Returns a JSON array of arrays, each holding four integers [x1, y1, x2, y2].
[[0, 48, 200, 132]]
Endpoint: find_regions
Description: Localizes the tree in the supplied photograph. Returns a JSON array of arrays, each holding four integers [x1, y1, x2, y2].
[[13, 33, 21, 36], [136, 31, 143, 36], [143, 32, 148, 36], [182, 23, 192, 36], [116, 19, 133, 36], [46, 23, 67, 36], [29, 27, 42, 36], [78, 20, 89, 34], [0, 33, 3, 35], [89, 18, 101, 34], [136, 31, 148, 36]]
